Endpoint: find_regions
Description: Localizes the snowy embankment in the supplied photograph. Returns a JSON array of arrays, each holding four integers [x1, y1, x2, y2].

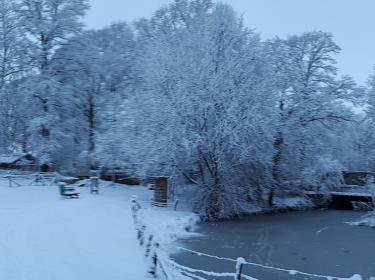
[[350, 211, 375, 228], [136, 202, 200, 250], [238, 196, 314, 217], [0, 175, 198, 280], [273, 196, 314, 210]]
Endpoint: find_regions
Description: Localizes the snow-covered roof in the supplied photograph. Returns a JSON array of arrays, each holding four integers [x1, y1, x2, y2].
[[0, 154, 27, 164], [344, 171, 375, 174]]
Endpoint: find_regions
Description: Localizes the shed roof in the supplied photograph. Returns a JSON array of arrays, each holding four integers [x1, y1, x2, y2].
[[0, 154, 29, 164]]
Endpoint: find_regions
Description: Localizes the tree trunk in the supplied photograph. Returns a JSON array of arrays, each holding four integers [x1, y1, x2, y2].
[[270, 131, 284, 207], [87, 93, 95, 168]]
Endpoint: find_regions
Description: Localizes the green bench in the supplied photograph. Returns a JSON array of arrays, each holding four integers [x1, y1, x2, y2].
[[59, 182, 79, 199]]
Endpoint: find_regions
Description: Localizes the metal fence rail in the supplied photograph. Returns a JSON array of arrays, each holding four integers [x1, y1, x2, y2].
[[175, 247, 366, 280]]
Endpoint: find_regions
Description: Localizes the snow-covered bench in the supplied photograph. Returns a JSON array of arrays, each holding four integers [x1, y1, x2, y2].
[[59, 183, 79, 199]]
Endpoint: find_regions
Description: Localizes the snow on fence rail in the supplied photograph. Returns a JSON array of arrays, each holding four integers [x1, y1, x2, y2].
[[130, 195, 253, 280], [130, 196, 368, 280], [131, 196, 171, 279], [1, 172, 57, 187], [176, 247, 366, 280]]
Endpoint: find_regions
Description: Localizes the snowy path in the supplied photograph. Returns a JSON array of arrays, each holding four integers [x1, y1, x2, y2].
[[0, 180, 149, 280]]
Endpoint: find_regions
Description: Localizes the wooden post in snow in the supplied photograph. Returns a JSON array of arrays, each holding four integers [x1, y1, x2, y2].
[[235, 257, 245, 280]]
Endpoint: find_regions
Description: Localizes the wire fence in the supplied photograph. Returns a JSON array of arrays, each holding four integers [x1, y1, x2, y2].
[[130, 196, 373, 280], [131, 195, 252, 280], [131, 196, 171, 279], [0, 172, 57, 187], [175, 247, 369, 280]]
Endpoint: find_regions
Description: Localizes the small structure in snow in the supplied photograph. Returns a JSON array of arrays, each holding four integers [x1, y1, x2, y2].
[[90, 170, 99, 194], [100, 168, 140, 185], [152, 177, 169, 207], [343, 171, 375, 186], [0, 153, 38, 171], [58, 182, 79, 199]]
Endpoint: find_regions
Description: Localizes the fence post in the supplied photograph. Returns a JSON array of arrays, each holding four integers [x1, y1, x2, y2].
[[131, 195, 141, 220], [145, 234, 154, 257], [235, 257, 246, 280], [148, 242, 160, 277], [173, 199, 179, 211], [140, 225, 147, 246], [90, 176, 99, 194]]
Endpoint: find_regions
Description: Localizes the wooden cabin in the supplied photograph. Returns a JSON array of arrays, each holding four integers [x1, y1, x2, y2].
[[0, 153, 38, 171]]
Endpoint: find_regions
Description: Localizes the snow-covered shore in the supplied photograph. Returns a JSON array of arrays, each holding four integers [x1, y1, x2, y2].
[[350, 211, 375, 228]]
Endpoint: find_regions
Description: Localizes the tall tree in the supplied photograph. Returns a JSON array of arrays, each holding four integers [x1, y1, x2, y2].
[[0, 0, 28, 152], [18, 0, 89, 171], [130, 2, 277, 220], [19, 0, 90, 72], [0, 0, 25, 89], [53, 22, 136, 169], [268, 31, 355, 204]]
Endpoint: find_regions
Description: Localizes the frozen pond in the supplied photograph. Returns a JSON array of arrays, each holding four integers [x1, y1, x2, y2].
[[173, 210, 375, 279]]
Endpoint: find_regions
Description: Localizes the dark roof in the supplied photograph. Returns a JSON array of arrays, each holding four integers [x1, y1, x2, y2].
[[0, 153, 33, 164]]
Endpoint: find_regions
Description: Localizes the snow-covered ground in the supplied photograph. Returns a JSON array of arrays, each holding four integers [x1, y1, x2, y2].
[[0, 175, 197, 280]]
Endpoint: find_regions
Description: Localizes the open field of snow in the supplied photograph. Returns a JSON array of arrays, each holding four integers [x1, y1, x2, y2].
[[0, 175, 196, 280]]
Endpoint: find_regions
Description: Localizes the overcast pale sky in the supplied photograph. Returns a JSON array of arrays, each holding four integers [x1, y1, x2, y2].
[[84, 0, 375, 85]]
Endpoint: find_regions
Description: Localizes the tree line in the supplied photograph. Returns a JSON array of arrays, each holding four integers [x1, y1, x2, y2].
[[1, 0, 374, 219]]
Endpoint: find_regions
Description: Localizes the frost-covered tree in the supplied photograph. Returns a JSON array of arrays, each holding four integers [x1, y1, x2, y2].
[[17, 0, 89, 170], [267, 31, 356, 204], [0, 0, 26, 89], [361, 73, 375, 169], [127, 2, 277, 220], [19, 0, 90, 72], [52, 22, 137, 169], [0, 0, 369, 216], [0, 0, 28, 152]]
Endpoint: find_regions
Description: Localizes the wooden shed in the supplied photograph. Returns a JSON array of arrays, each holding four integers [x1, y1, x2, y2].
[[152, 176, 169, 206], [343, 171, 375, 186], [0, 153, 38, 170]]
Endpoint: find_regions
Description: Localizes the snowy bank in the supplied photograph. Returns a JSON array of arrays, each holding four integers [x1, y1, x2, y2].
[[220, 196, 315, 220], [273, 196, 314, 210], [349, 211, 375, 228], [140, 206, 200, 249], [130, 193, 201, 279]]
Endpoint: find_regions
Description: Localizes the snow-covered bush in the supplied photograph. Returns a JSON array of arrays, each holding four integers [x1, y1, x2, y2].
[[302, 157, 345, 194], [366, 176, 375, 204], [353, 176, 375, 227], [351, 212, 375, 228]]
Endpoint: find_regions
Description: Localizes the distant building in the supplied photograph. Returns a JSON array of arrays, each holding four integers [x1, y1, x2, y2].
[[0, 153, 39, 171], [343, 171, 375, 186]]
